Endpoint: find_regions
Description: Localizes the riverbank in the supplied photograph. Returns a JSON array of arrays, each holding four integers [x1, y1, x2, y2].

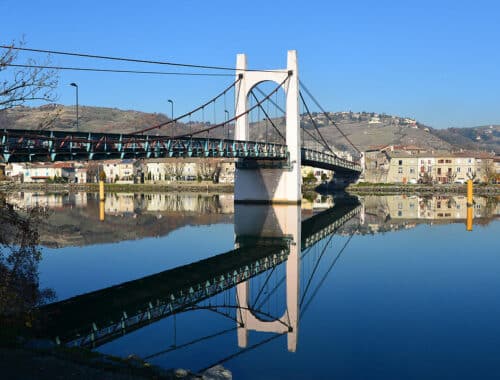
[[345, 183, 500, 195], [0, 341, 231, 380], [0, 181, 320, 195], [0, 181, 234, 194]]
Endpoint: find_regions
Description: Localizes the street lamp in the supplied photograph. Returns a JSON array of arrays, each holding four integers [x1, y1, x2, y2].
[[167, 99, 174, 123], [224, 110, 229, 140], [70, 83, 79, 131]]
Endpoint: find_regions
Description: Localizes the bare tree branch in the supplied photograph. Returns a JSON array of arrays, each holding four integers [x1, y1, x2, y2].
[[0, 38, 59, 112]]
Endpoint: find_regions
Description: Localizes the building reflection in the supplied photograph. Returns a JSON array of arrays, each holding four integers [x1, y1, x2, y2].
[[359, 195, 499, 234], [6, 191, 340, 216]]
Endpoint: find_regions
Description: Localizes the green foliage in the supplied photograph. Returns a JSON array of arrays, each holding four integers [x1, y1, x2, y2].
[[303, 171, 317, 185]]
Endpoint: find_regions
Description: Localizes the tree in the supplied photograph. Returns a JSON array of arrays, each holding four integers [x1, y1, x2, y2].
[[0, 199, 55, 329], [303, 171, 317, 185], [198, 159, 219, 181], [1, 39, 59, 111], [481, 160, 496, 184], [99, 170, 106, 182]]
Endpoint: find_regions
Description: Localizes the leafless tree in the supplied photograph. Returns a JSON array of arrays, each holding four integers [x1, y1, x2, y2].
[[481, 160, 496, 184], [198, 159, 220, 182], [173, 162, 184, 180], [0, 39, 59, 111]]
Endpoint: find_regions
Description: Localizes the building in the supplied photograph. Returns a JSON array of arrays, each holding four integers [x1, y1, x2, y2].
[[144, 158, 235, 183], [75, 167, 88, 183], [102, 159, 135, 183], [7, 162, 75, 183], [367, 146, 497, 184]]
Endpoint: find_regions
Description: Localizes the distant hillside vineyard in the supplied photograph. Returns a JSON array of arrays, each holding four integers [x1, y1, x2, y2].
[[0, 105, 498, 154]]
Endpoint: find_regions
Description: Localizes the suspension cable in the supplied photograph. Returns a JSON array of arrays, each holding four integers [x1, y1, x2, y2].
[[0, 45, 287, 73], [3, 63, 234, 77], [300, 80, 360, 154], [173, 75, 290, 139], [299, 91, 335, 155], [301, 232, 355, 317], [249, 90, 285, 142], [132, 78, 241, 135]]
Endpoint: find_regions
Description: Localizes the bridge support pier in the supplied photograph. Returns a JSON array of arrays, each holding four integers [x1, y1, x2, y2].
[[234, 51, 301, 204]]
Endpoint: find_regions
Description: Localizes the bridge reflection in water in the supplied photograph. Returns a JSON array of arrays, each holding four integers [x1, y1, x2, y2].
[[36, 196, 361, 364]]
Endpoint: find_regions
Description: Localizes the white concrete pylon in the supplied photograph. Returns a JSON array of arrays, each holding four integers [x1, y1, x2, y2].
[[234, 51, 301, 204]]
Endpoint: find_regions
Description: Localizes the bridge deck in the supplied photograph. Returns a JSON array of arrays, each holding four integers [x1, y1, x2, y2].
[[1, 129, 361, 174]]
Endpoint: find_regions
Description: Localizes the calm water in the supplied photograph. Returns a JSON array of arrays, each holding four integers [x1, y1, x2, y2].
[[4, 191, 500, 379]]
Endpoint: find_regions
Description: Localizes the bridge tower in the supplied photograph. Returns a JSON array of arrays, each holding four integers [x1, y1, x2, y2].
[[235, 204, 301, 352], [234, 50, 301, 204]]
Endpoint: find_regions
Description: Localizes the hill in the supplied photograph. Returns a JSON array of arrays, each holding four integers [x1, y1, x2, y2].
[[0, 105, 498, 154]]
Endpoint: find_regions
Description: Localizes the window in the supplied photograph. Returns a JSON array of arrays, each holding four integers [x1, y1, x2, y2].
[[398, 167, 403, 174], [410, 168, 415, 174], [398, 160, 403, 165], [437, 168, 442, 175], [468, 167, 472, 173], [438, 159, 444, 164], [445, 159, 452, 163], [456, 167, 461, 173]]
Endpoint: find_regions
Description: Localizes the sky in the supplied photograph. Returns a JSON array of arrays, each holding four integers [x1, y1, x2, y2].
[[1, 0, 499, 128]]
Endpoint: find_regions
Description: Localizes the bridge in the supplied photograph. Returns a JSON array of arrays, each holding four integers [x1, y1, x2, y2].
[[1, 50, 363, 203], [36, 198, 361, 349]]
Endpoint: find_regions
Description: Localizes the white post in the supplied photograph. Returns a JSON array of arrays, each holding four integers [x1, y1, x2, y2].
[[285, 50, 301, 202], [235, 54, 248, 141]]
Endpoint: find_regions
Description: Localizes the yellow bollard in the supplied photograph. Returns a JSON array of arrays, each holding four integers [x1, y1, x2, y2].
[[99, 180, 105, 202], [466, 206, 473, 232], [466, 179, 473, 206], [99, 200, 105, 222]]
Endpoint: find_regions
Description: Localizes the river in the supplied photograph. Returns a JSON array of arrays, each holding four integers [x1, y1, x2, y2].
[[2, 191, 500, 379]]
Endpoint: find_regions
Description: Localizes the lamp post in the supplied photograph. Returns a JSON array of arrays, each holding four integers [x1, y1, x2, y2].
[[167, 99, 174, 124], [70, 83, 79, 131], [224, 110, 229, 140]]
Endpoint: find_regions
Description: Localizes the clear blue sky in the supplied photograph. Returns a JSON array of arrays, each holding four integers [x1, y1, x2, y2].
[[2, 0, 499, 128]]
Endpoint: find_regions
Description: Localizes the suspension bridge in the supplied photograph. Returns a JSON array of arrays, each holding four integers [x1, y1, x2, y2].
[[36, 197, 361, 351], [1, 50, 363, 202]]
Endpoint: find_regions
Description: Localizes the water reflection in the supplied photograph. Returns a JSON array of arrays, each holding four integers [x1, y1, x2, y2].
[[34, 196, 361, 369], [0, 197, 54, 331], [359, 194, 499, 234], [3, 190, 499, 376]]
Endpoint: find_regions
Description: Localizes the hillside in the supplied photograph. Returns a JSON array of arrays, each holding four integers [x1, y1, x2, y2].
[[0, 105, 498, 154]]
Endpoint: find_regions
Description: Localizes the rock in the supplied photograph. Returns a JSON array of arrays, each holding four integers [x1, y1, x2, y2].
[[202, 365, 232, 380], [174, 368, 189, 378]]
